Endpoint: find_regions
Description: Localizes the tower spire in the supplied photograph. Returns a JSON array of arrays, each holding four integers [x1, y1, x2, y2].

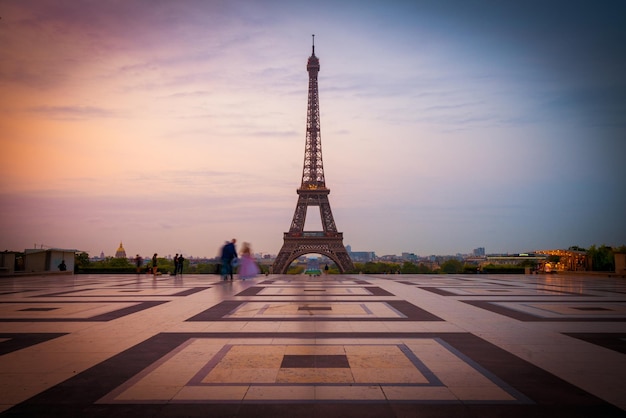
[[303, 34, 323, 189]]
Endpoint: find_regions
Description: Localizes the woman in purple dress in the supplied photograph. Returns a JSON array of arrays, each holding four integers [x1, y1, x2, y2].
[[238, 242, 259, 280]]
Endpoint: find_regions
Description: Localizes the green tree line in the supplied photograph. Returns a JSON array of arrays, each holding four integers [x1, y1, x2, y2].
[[74, 243, 625, 274], [74, 255, 272, 275], [570, 244, 626, 272]]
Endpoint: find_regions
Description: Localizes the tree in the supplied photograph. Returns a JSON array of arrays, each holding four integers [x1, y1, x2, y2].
[[352, 262, 399, 274], [75, 252, 90, 269], [400, 262, 420, 274], [326, 264, 340, 274], [417, 263, 432, 274], [587, 245, 614, 271], [194, 263, 219, 274], [518, 259, 537, 268], [440, 259, 463, 274], [287, 265, 304, 274], [108, 257, 133, 268]]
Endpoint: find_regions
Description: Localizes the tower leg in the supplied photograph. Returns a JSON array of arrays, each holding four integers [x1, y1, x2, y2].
[[273, 235, 354, 274]]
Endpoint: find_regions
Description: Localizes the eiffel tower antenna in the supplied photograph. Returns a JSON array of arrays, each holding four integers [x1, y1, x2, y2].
[[272, 39, 354, 274]]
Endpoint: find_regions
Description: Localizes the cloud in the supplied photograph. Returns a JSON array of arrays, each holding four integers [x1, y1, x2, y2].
[[27, 105, 117, 120], [0, 189, 293, 256]]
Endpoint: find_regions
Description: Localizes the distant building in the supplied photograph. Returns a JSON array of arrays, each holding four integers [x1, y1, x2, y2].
[[23, 248, 77, 274], [89, 251, 105, 262], [350, 251, 376, 263], [485, 254, 547, 267], [464, 256, 486, 266], [473, 247, 486, 257], [115, 242, 127, 258], [535, 249, 588, 272], [401, 252, 418, 261], [0, 251, 19, 275]]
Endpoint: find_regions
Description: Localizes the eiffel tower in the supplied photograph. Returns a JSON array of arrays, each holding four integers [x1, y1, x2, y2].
[[273, 36, 354, 274]]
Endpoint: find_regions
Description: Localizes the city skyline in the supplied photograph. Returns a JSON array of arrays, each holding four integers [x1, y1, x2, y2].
[[1, 1, 625, 258], [21, 236, 616, 262]]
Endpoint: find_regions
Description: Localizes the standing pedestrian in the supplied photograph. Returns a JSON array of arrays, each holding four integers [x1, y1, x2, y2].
[[135, 254, 143, 275], [173, 254, 179, 276], [152, 253, 158, 277], [177, 254, 184, 275], [220, 239, 238, 281]]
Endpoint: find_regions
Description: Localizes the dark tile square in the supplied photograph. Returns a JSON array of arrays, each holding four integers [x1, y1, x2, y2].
[[565, 333, 626, 354], [0, 333, 68, 355], [19, 307, 58, 312], [298, 306, 332, 311], [572, 307, 611, 311], [281, 354, 350, 368]]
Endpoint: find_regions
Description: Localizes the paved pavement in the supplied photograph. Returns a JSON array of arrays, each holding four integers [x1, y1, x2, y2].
[[0, 273, 625, 417]]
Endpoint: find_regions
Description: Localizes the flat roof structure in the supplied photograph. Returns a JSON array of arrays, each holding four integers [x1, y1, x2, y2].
[[0, 273, 624, 417]]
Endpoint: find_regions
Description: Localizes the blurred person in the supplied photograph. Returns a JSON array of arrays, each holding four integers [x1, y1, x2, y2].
[[220, 239, 238, 281], [152, 253, 158, 276], [135, 254, 143, 274], [238, 242, 259, 280]]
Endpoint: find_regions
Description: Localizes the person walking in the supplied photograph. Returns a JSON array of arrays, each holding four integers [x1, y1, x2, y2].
[[220, 239, 238, 281], [152, 253, 158, 277], [238, 242, 259, 280], [173, 254, 179, 276], [135, 254, 143, 275]]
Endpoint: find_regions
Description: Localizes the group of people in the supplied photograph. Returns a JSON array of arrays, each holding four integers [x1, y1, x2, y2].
[[134, 253, 184, 276], [172, 253, 185, 276], [132, 239, 259, 281], [220, 238, 260, 281]]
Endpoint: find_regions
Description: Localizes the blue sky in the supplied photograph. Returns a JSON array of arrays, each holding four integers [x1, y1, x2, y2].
[[0, 0, 624, 258]]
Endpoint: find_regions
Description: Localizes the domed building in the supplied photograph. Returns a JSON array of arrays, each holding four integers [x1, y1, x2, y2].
[[115, 242, 127, 259]]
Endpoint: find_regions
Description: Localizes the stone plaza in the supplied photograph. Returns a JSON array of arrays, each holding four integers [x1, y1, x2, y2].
[[0, 272, 625, 417]]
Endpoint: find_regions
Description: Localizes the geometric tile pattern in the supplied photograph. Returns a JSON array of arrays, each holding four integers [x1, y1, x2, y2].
[[1, 273, 625, 417], [0, 333, 67, 355], [237, 286, 394, 296], [186, 300, 443, 321], [0, 301, 167, 322], [97, 337, 530, 404], [37, 287, 209, 298], [563, 333, 626, 354], [462, 300, 626, 321]]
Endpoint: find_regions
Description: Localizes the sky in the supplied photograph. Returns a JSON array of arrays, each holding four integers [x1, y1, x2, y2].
[[1, 0, 625, 259]]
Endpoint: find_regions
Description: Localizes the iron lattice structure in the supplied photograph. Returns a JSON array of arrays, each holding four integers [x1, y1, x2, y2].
[[273, 38, 354, 274]]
